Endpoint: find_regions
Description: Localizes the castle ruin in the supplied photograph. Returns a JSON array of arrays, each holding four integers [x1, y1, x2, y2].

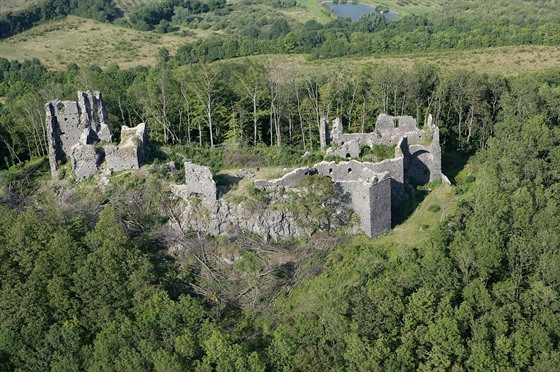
[[171, 114, 442, 239], [45, 91, 148, 180]]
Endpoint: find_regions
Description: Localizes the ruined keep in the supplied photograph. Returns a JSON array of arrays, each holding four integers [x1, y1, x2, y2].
[[45, 91, 148, 180]]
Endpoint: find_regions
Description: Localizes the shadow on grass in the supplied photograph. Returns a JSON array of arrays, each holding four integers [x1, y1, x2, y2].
[[442, 149, 471, 184]]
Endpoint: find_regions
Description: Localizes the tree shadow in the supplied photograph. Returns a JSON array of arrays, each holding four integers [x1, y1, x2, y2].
[[442, 149, 471, 184]]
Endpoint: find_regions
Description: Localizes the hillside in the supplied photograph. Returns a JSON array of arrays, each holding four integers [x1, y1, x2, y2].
[[0, 16, 199, 69], [3, 15, 560, 75], [1, 0, 560, 370], [0, 0, 43, 15]]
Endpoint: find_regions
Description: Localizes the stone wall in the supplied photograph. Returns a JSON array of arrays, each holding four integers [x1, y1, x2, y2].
[[400, 115, 442, 183], [319, 117, 330, 150], [167, 114, 442, 240], [105, 123, 148, 173], [45, 100, 85, 170], [323, 113, 442, 185], [254, 167, 316, 189], [45, 91, 148, 180], [253, 159, 395, 237], [336, 175, 391, 237], [183, 162, 217, 201]]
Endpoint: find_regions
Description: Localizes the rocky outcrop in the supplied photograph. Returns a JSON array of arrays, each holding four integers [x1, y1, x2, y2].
[[170, 161, 356, 241], [168, 193, 307, 241]]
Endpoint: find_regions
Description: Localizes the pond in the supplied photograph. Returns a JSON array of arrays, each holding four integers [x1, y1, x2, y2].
[[322, 2, 398, 21]]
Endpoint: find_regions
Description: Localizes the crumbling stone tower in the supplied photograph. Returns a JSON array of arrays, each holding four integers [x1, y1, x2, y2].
[[45, 91, 112, 176], [45, 91, 148, 180]]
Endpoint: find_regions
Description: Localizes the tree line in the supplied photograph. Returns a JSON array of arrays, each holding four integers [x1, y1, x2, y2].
[[170, 0, 560, 62], [0, 0, 120, 39], [2, 57, 560, 169]]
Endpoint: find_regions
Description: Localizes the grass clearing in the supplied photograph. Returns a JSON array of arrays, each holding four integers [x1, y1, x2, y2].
[[0, 16, 202, 69], [373, 182, 455, 254], [239, 45, 560, 77], [295, 0, 444, 22], [0, 0, 42, 15]]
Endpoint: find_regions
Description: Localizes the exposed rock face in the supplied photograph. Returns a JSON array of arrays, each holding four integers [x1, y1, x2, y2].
[[168, 193, 307, 241], [70, 143, 103, 180], [45, 91, 148, 180], [170, 161, 356, 241]]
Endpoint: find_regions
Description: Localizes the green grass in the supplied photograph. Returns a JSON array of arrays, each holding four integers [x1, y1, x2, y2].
[[296, 0, 333, 22], [373, 182, 455, 253], [237, 44, 560, 77], [0, 16, 207, 69], [0, 0, 42, 15], [267, 180, 457, 320], [289, 0, 444, 23]]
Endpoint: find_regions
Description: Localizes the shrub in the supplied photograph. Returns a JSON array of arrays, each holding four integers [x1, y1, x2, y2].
[[428, 204, 441, 213]]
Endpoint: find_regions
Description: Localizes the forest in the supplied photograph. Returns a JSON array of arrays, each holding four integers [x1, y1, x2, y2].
[[1, 0, 560, 370]]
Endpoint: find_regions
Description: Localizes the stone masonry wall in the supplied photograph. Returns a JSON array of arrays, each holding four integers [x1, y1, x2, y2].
[[45, 91, 148, 179], [324, 113, 442, 185]]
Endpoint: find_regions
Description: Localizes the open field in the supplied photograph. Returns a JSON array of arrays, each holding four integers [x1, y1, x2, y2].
[[346, 45, 560, 76], [284, 0, 444, 23], [0, 16, 212, 69], [240, 45, 560, 77], [3, 13, 560, 76], [0, 0, 42, 15]]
